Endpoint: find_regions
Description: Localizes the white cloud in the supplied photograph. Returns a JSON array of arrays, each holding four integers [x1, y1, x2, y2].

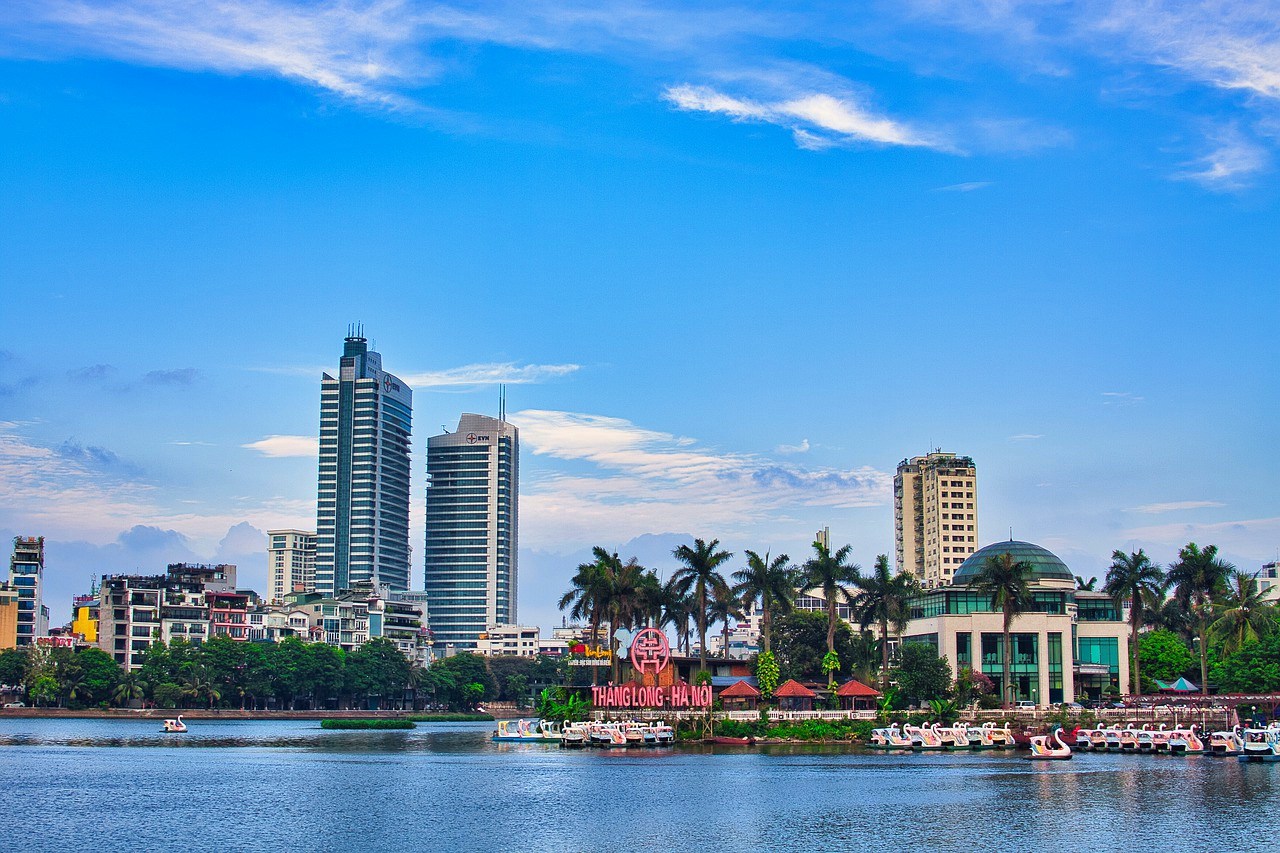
[[1176, 126, 1270, 189], [1130, 500, 1226, 514], [1008, 433, 1043, 441], [664, 82, 944, 150], [512, 409, 890, 550], [1124, 515, 1280, 561], [241, 434, 318, 458], [937, 181, 993, 192], [402, 362, 580, 388], [775, 438, 810, 454], [1102, 391, 1144, 405]]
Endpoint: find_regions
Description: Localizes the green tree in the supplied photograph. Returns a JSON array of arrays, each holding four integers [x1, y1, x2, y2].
[[0, 648, 28, 688], [732, 550, 795, 655], [305, 642, 346, 708], [799, 539, 861, 663], [74, 648, 122, 706], [891, 642, 952, 706], [770, 609, 857, 682], [969, 551, 1034, 708], [429, 653, 497, 710], [755, 650, 780, 699], [112, 671, 148, 708], [1137, 629, 1196, 686], [345, 638, 411, 709], [1212, 633, 1280, 693], [268, 636, 311, 709], [182, 663, 222, 709], [153, 682, 184, 708], [1104, 548, 1166, 695], [1167, 542, 1234, 695], [1210, 570, 1278, 655], [670, 538, 734, 674], [558, 547, 615, 649], [850, 554, 918, 689]]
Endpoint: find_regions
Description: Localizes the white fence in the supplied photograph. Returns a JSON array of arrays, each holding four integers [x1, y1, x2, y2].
[[595, 709, 877, 722]]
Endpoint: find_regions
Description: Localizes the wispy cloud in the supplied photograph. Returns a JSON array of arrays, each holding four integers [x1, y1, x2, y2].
[[241, 434, 318, 458], [1124, 514, 1280, 559], [67, 363, 116, 382], [775, 438, 810, 454], [512, 409, 890, 549], [403, 362, 580, 388], [664, 83, 945, 150], [1176, 125, 1270, 189], [1008, 433, 1043, 441], [936, 181, 993, 192], [1102, 391, 1144, 405], [1130, 500, 1226, 514]]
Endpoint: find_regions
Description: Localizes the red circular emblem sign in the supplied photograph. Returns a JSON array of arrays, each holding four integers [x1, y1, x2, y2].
[[629, 627, 671, 676]]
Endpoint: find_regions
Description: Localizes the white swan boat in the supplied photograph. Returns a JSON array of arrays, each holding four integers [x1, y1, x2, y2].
[[162, 715, 187, 733], [492, 718, 563, 743], [1024, 728, 1072, 760], [1239, 727, 1280, 762]]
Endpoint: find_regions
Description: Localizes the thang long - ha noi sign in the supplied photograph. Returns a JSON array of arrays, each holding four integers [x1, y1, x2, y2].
[[589, 627, 713, 709]]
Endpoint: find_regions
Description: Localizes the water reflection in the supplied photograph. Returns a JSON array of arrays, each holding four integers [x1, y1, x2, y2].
[[2, 720, 1277, 853]]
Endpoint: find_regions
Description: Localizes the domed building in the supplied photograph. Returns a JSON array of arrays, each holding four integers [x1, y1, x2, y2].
[[898, 539, 1130, 705]]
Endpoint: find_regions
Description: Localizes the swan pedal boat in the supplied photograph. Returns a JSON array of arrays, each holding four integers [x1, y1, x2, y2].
[[1239, 727, 1280, 762], [1024, 729, 1072, 760], [492, 718, 563, 744], [161, 715, 187, 733]]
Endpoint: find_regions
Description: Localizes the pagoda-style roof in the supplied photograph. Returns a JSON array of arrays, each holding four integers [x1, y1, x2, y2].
[[719, 679, 762, 698], [835, 678, 881, 698], [774, 679, 817, 698]]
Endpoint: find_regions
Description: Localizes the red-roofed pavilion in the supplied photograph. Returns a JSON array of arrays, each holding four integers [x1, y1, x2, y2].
[[835, 678, 881, 711], [719, 679, 762, 710], [774, 679, 817, 711]]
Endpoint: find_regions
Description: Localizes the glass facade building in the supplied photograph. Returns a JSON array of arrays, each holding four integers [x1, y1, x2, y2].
[[8, 536, 48, 647], [423, 413, 518, 650], [314, 331, 412, 594]]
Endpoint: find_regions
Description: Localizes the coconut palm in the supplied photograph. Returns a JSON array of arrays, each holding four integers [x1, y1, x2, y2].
[[731, 550, 795, 655], [558, 548, 614, 650], [1210, 571, 1279, 655], [969, 551, 1034, 709], [1075, 575, 1098, 591], [850, 554, 919, 689], [708, 579, 745, 660], [659, 576, 695, 655], [1167, 542, 1234, 695], [1103, 548, 1165, 695], [800, 540, 862, 660], [112, 672, 148, 708], [670, 538, 734, 673], [182, 665, 222, 709]]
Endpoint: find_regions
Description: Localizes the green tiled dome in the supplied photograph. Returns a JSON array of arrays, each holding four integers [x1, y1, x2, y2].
[[953, 540, 1073, 584]]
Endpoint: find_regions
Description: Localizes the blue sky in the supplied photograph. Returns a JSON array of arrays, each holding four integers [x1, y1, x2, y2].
[[1, 1, 1278, 628]]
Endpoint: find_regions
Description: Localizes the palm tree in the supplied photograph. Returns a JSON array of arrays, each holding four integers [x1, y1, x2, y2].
[[708, 579, 744, 660], [1103, 548, 1165, 695], [112, 672, 148, 708], [558, 548, 615, 649], [731, 550, 795, 655], [1210, 571, 1278, 655], [182, 665, 222, 709], [850, 554, 919, 689], [800, 540, 862, 660], [659, 576, 694, 655], [969, 551, 1034, 709], [1167, 542, 1234, 695], [670, 538, 734, 674], [1075, 575, 1098, 591]]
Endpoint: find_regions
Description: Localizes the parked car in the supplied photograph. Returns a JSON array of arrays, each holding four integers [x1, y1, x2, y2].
[[1015, 701, 1037, 709], [3, 702, 25, 708]]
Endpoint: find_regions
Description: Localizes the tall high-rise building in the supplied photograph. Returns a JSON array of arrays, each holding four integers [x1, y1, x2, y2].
[[8, 536, 48, 647], [894, 451, 978, 587], [267, 530, 316, 604], [424, 413, 519, 650], [315, 329, 412, 594]]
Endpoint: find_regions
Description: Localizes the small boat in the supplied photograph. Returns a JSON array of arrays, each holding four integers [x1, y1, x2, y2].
[[868, 725, 913, 749], [707, 735, 755, 745], [904, 724, 943, 750], [1209, 726, 1243, 756], [1024, 728, 1072, 760], [984, 723, 1016, 750], [492, 718, 563, 744], [1088, 729, 1108, 752], [1168, 725, 1204, 755], [1103, 727, 1123, 752], [589, 723, 628, 748], [1074, 728, 1094, 751], [1119, 728, 1139, 752], [1239, 727, 1280, 762], [560, 722, 589, 748], [1137, 729, 1155, 753], [651, 724, 675, 746], [946, 724, 971, 750], [162, 715, 187, 733]]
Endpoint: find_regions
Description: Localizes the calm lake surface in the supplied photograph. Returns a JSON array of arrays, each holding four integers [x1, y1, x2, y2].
[[1, 719, 1274, 852]]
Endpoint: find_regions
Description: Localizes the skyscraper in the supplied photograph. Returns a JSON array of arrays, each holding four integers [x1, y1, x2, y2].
[[8, 536, 49, 647], [267, 529, 316, 604], [894, 451, 978, 587], [315, 328, 412, 594], [424, 413, 518, 650]]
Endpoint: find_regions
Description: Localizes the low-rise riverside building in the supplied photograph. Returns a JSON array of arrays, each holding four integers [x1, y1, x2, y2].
[[284, 583, 430, 663], [474, 624, 541, 658], [98, 563, 238, 668], [902, 540, 1130, 704], [0, 584, 18, 650]]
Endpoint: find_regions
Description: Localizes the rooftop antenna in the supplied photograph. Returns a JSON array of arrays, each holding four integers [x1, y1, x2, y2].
[[1009, 526, 1014, 541]]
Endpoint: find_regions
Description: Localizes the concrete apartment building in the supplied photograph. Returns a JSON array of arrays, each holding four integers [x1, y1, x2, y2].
[[97, 563, 238, 668], [895, 452, 978, 587], [474, 624, 540, 658], [424, 412, 519, 651], [8, 536, 49, 647], [0, 584, 18, 650], [315, 328, 413, 595], [267, 529, 316, 605]]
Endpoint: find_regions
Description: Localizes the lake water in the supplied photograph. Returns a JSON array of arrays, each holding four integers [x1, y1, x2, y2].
[[0, 719, 1274, 852]]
